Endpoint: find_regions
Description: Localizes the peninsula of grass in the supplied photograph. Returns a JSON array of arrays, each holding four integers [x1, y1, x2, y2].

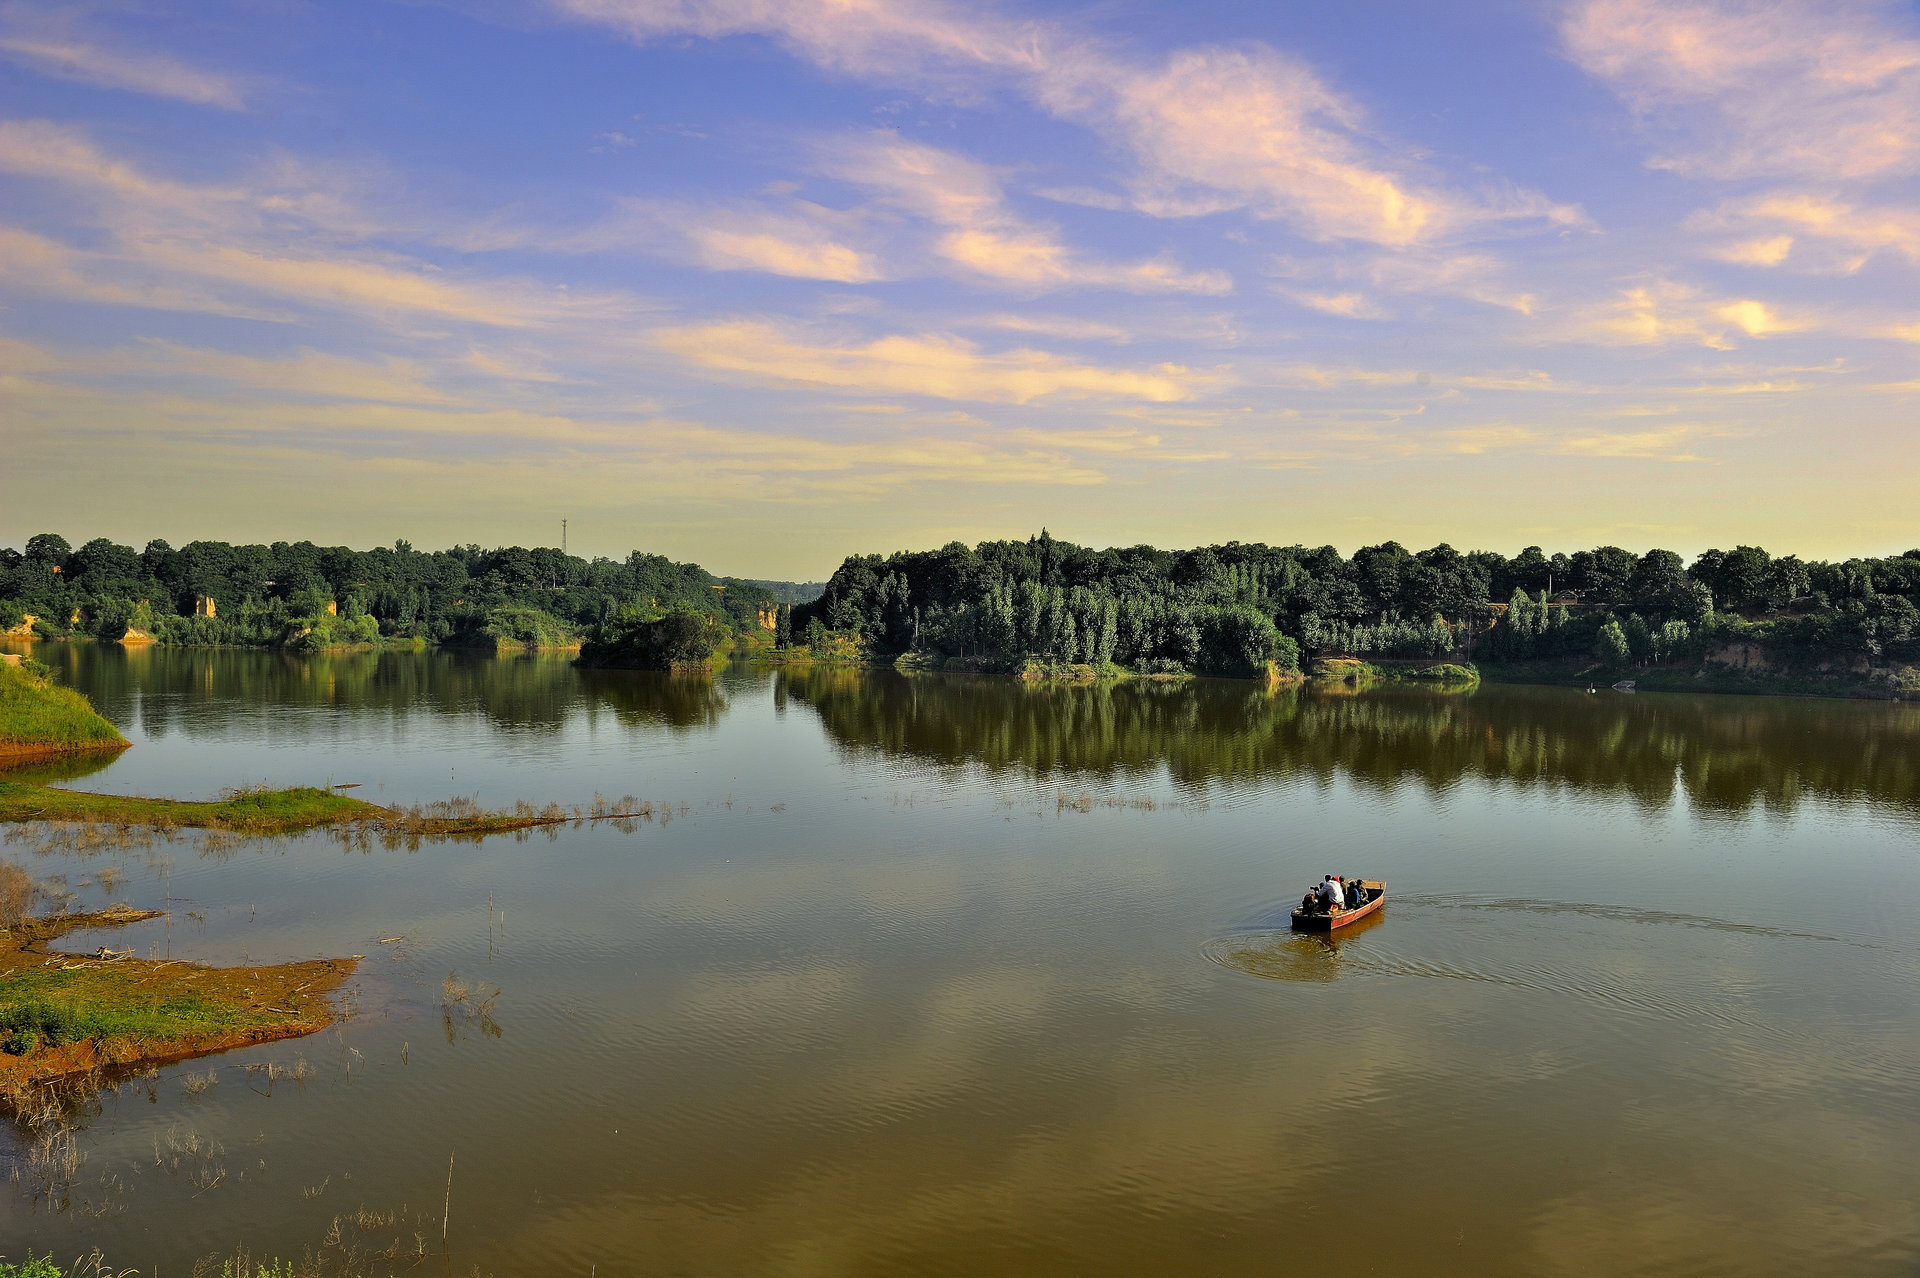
[[0, 782, 379, 831], [0, 904, 354, 1111], [0, 660, 129, 764], [0, 779, 668, 843]]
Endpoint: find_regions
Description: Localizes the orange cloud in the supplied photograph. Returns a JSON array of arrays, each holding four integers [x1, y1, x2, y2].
[[657, 321, 1197, 403], [1563, 0, 1920, 180], [826, 134, 1230, 293]]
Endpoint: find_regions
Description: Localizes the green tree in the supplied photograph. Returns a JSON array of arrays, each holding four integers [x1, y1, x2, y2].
[[1594, 619, 1631, 667]]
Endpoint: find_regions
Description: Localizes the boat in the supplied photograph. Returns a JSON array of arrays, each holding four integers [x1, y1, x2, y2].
[[1611, 680, 1636, 691], [1291, 880, 1386, 931]]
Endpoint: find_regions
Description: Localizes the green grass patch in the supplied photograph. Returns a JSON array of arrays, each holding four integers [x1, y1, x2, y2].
[[0, 661, 127, 753], [0, 966, 261, 1055], [0, 783, 379, 831]]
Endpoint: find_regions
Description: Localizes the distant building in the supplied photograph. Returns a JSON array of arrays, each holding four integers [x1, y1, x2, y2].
[[194, 596, 217, 618]]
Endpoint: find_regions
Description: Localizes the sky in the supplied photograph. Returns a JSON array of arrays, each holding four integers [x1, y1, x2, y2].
[[1, 0, 1917, 578]]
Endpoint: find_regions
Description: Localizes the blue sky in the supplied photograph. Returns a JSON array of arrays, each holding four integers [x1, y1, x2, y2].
[[2, 0, 1917, 576]]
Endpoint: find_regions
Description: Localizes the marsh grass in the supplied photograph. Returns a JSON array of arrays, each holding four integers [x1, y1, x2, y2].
[[1052, 790, 1185, 814], [441, 970, 501, 1041], [154, 1124, 226, 1193], [196, 1202, 431, 1278], [0, 783, 371, 833], [4, 784, 682, 862], [0, 861, 48, 928]]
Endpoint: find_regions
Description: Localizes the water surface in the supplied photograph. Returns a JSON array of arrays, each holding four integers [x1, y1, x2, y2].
[[4, 644, 1919, 1275]]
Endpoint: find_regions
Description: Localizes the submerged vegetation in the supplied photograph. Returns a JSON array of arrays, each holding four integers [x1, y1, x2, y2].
[[0, 661, 128, 763]]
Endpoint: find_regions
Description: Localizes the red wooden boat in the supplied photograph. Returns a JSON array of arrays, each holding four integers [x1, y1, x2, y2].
[[1291, 880, 1385, 932]]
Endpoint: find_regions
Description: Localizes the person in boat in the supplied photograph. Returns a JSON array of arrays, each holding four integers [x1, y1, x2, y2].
[[1318, 874, 1344, 913], [1346, 876, 1367, 908]]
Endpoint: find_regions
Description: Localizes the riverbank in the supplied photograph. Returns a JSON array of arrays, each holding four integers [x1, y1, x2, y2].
[[0, 659, 129, 766], [0, 904, 353, 1113], [1474, 655, 1920, 700], [1312, 658, 1480, 686]]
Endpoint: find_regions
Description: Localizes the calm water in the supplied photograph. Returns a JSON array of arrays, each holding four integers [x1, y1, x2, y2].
[[4, 643, 1920, 1275]]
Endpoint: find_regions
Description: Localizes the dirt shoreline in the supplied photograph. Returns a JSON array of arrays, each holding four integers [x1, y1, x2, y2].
[[0, 907, 356, 1112], [0, 739, 132, 767]]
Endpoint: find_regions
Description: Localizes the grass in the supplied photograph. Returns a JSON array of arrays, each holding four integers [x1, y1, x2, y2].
[[0, 782, 377, 831], [0, 905, 354, 1113], [0, 966, 259, 1057], [0, 662, 128, 759]]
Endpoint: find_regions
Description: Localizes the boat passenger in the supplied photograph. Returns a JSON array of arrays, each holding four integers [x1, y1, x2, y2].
[[1319, 874, 1344, 912]]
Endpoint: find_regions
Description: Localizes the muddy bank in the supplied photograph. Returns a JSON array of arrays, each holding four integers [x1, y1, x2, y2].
[[0, 906, 355, 1113]]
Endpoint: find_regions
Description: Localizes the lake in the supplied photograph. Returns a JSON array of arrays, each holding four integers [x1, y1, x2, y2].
[[4, 643, 1920, 1275]]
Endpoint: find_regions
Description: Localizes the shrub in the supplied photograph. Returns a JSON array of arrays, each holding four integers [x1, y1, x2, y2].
[[578, 605, 726, 669]]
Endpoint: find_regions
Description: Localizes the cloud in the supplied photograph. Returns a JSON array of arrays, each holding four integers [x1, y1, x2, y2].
[[1715, 235, 1795, 266], [1060, 46, 1575, 246], [1689, 192, 1920, 270], [551, 0, 1045, 86], [967, 314, 1135, 342], [1580, 281, 1806, 348], [1551, 425, 1726, 460], [0, 120, 636, 329], [0, 34, 247, 109], [657, 320, 1197, 402], [1284, 290, 1390, 319], [692, 225, 880, 282], [1562, 0, 1920, 180], [824, 134, 1231, 292], [1270, 247, 1539, 314], [1444, 426, 1540, 454], [1031, 185, 1128, 211], [558, 2, 1580, 250]]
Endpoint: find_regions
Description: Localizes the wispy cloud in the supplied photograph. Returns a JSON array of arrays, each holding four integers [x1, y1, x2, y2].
[[1562, 0, 1920, 181], [1552, 424, 1727, 460], [618, 199, 885, 282], [0, 34, 247, 109], [557, 1, 1582, 251], [0, 120, 635, 329], [824, 133, 1230, 292], [657, 320, 1198, 402]]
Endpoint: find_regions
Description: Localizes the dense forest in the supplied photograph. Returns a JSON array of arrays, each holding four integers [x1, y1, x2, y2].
[[0, 533, 820, 651], [791, 532, 1920, 681], [7, 530, 1917, 683]]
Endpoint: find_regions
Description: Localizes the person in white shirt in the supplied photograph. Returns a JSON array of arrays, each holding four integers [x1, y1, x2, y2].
[[1317, 875, 1344, 912]]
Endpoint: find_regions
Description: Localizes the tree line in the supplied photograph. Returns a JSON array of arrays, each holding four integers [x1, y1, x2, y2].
[[0, 533, 818, 649], [789, 532, 1920, 677]]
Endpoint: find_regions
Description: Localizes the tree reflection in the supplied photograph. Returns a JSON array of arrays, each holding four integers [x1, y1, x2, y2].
[[779, 669, 1920, 817]]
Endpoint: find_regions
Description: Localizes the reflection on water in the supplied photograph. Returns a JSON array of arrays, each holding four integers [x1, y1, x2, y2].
[[3, 648, 1920, 1276], [782, 665, 1920, 814]]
